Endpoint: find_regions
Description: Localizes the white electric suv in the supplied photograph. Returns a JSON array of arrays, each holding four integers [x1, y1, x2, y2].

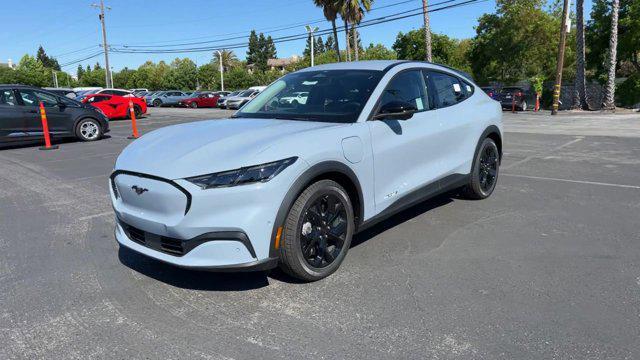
[[111, 60, 502, 281]]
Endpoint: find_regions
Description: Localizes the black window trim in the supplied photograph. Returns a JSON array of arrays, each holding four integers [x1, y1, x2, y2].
[[367, 67, 434, 121], [423, 69, 476, 110]]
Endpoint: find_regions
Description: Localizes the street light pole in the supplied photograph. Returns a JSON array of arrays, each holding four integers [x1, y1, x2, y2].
[[92, 0, 112, 88], [305, 25, 319, 67], [551, 0, 571, 115], [216, 50, 224, 91]]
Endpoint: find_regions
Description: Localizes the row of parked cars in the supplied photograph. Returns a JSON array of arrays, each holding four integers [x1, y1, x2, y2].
[[140, 86, 267, 110]]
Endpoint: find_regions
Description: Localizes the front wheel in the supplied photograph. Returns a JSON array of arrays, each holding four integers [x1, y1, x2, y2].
[[153, 99, 162, 107], [190, 102, 198, 108], [462, 138, 500, 199], [279, 180, 354, 281], [75, 118, 102, 142]]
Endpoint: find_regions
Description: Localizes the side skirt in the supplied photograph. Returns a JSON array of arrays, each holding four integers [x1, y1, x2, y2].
[[358, 173, 469, 232]]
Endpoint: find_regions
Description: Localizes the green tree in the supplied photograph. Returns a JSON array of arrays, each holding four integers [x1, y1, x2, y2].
[[467, 0, 573, 84], [77, 64, 85, 82], [36, 46, 60, 70], [361, 43, 396, 60], [340, 0, 373, 61], [165, 58, 198, 90], [15, 55, 49, 86], [325, 35, 335, 53], [313, 0, 342, 62], [197, 63, 220, 90], [246, 30, 260, 65], [316, 36, 326, 53], [587, 0, 640, 78], [393, 30, 471, 72], [213, 49, 238, 72]]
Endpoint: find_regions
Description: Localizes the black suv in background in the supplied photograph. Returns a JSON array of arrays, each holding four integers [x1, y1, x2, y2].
[[0, 85, 109, 146], [497, 85, 537, 111]]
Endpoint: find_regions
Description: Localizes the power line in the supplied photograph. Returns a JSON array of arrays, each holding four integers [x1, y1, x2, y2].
[[60, 51, 105, 68], [114, 0, 422, 48], [110, 0, 479, 54], [52, 45, 101, 58]]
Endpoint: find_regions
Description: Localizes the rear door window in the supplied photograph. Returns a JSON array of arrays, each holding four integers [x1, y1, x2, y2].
[[427, 71, 468, 108]]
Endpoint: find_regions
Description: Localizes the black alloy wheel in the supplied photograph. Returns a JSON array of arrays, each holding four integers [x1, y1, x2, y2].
[[463, 138, 500, 199], [478, 143, 499, 195], [279, 179, 354, 281], [299, 193, 348, 269]]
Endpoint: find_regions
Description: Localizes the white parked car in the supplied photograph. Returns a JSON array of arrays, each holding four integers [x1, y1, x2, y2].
[[110, 60, 503, 281], [224, 89, 261, 110]]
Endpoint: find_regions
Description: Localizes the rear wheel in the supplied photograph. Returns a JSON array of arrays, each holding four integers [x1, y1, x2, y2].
[[462, 138, 500, 199], [190, 102, 198, 108], [75, 118, 102, 142], [153, 99, 162, 107], [279, 180, 354, 281], [128, 105, 142, 119]]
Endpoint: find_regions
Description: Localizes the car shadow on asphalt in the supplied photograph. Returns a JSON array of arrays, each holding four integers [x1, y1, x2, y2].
[[351, 192, 456, 248], [118, 191, 460, 290], [118, 247, 271, 291]]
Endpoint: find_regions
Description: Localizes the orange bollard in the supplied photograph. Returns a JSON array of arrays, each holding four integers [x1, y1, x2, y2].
[[39, 102, 59, 150], [127, 100, 140, 139], [535, 93, 540, 112], [511, 94, 516, 113]]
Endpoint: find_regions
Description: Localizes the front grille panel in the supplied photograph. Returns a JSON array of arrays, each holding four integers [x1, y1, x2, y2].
[[160, 237, 184, 255]]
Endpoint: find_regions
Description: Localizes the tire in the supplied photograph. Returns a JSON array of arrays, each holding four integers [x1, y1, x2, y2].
[[462, 138, 500, 199], [153, 99, 162, 107], [128, 105, 142, 119], [520, 101, 527, 111], [279, 179, 355, 281], [190, 102, 198, 108], [75, 118, 102, 142]]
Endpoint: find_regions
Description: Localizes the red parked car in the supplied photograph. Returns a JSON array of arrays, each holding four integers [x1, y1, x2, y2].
[[179, 92, 221, 108], [81, 94, 147, 120]]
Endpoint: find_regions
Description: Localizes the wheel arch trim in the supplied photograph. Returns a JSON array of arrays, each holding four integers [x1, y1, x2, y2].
[[268, 160, 364, 258]]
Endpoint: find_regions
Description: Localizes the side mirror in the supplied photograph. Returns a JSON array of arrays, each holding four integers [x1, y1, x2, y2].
[[57, 101, 67, 109], [373, 101, 418, 120]]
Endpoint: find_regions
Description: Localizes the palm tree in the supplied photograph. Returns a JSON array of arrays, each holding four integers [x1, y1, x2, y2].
[[422, 0, 432, 62], [341, 0, 372, 61], [602, 0, 619, 110], [213, 49, 238, 71], [340, 6, 351, 61], [314, 0, 342, 62], [572, 0, 589, 110]]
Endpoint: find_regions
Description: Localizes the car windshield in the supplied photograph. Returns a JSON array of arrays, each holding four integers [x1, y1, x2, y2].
[[235, 70, 383, 123], [238, 90, 254, 97]]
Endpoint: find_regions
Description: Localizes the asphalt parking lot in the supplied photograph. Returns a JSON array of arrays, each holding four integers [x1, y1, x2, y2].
[[1, 108, 639, 359]]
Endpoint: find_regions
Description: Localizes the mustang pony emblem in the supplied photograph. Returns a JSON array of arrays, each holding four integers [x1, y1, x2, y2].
[[131, 185, 148, 195]]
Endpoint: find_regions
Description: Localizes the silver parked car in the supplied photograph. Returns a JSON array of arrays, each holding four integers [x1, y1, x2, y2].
[[148, 90, 190, 107], [217, 90, 242, 109], [225, 89, 261, 110]]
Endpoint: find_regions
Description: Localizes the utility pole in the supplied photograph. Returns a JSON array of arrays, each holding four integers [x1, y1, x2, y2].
[[551, 0, 571, 115], [305, 25, 319, 67], [92, 0, 112, 88], [216, 50, 224, 91], [422, 0, 433, 62], [52, 71, 59, 88]]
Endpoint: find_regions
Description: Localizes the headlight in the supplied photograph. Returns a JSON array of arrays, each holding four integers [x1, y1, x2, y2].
[[185, 157, 297, 189]]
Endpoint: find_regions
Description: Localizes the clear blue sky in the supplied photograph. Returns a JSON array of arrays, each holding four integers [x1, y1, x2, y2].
[[0, 0, 593, 75]]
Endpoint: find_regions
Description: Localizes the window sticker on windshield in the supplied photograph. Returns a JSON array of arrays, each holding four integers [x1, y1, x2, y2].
[[453, 83, 461, 92], [466, 85, 472, 92], [415, 98, 424, 111]]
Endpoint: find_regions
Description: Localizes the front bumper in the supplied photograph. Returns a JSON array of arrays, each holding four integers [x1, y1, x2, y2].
[[110, 160, 308, 270]]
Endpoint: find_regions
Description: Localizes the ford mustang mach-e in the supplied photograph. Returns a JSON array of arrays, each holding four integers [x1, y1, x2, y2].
[[111, 61, 502, 281]]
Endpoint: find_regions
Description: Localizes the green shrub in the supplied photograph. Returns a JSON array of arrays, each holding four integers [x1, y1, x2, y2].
[[616, 74, 640, 108]]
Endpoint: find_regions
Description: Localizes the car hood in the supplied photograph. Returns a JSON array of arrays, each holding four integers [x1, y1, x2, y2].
[[115, 118, 344, 179]]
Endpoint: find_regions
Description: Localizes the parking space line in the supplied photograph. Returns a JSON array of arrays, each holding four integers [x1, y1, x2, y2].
[[502, 173, 640, 190], [79, 211, 113, 221], [502, 137, 584, 170]]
